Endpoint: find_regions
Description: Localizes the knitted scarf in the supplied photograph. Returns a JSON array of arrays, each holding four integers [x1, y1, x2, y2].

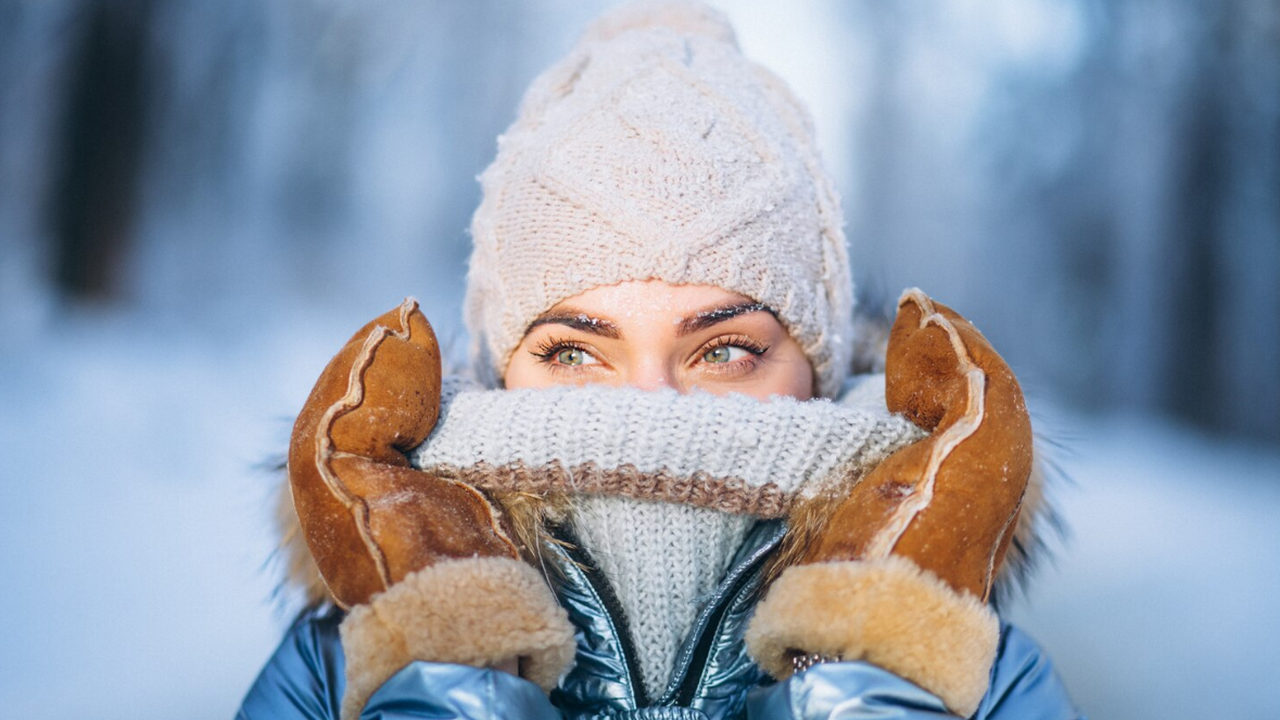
[[409, 375, 925, 698]]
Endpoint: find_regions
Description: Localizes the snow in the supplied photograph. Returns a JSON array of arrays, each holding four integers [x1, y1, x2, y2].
[[1004, 409, 1280, 720], [0, 301, 384, 717]]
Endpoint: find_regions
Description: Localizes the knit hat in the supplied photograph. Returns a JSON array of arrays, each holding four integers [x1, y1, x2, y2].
[[465, 0, 854, 398]]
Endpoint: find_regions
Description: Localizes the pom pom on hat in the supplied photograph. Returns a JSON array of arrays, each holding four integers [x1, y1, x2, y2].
[[582, 0, 739, 47]]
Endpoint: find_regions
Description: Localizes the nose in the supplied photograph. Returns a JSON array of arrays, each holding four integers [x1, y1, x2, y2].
[[626, 359, 680, 393]]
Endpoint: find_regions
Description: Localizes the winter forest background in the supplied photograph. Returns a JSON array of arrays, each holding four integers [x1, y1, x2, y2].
[[1, 1, 1277, 718]]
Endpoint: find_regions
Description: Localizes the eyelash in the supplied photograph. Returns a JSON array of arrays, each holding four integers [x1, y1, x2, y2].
[[694, 335, 771, 374], [530, 337, 597, 374], [529, 334, 771, 376]]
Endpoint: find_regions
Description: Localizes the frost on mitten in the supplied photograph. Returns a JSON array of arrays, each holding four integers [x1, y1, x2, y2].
[[287, 299, 575, 720], [746, 289, 1032, 718]]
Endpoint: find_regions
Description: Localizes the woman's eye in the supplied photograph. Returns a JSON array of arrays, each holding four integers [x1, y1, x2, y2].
[[555, 347, 597, 366], [703, 345, 751, 364]]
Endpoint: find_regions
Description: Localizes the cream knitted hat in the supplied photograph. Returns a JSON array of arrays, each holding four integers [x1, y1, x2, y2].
[[465, 0, 854, 398]]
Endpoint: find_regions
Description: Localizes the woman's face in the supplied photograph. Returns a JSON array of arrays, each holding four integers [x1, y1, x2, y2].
[[503, 280, 814, 401]]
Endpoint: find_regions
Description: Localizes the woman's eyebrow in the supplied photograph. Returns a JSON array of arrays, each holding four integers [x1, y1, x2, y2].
[[526, 309, 622, 338], [677, 302, 773, 337]]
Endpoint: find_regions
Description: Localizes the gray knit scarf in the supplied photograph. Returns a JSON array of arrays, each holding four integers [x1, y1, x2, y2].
[[410, 374, 924, 698]]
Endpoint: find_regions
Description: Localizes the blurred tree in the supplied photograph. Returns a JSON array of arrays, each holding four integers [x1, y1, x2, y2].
[[47, 0, 153, 301]]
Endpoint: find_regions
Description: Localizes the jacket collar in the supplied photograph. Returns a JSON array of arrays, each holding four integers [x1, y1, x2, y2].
[[545, 519, 786, 716]]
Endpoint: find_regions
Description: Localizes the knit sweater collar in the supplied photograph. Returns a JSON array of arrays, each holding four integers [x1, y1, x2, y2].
[[410, 373, 924, 518]]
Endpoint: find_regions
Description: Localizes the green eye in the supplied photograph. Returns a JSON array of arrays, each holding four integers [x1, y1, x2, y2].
[[703, 345, 748, 364], [554, 347, 599, 366], [556, 348, 586, 365]]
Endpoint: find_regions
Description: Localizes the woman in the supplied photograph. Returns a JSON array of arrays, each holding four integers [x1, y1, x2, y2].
[[239, 3, 1080, 718]]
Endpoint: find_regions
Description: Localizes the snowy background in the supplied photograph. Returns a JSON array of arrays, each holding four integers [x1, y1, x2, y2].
[[2, 1, 1278, 718]]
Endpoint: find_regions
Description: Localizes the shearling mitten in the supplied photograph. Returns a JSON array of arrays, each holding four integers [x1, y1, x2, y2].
[[288, 299, 576, 720], [745, 288, 1032, 717]]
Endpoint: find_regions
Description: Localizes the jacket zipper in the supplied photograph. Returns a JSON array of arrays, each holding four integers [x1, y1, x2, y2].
[[550, 523, 652, 707], [664, 521, 786, 707]]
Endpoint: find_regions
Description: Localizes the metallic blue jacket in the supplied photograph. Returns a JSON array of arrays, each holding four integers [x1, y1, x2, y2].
[[238, 521, 1081, 719]]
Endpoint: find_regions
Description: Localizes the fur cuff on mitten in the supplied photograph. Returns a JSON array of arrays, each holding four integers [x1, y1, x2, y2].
[[745, 556, 999, 718], [338, 556, 577, 720]]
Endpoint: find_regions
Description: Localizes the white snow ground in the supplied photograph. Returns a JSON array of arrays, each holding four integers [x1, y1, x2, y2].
[[1, 303, 1277, 720], [1004, 410, 1280, 720]]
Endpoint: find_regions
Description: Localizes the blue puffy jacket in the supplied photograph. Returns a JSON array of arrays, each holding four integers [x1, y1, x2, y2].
[[238, 520, 1081, 719]]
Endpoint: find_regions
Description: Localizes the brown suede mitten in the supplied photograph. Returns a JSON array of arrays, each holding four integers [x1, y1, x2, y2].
[[288, 299, 575, 720], [746, 288, 1032, 717]]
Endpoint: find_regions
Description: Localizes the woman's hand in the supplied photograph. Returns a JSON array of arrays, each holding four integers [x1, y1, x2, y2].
[[802, 288, 1032, 596], [288, 299, 575, 720], [288, 299, 521, 606], [747, 288, 1032, 718]]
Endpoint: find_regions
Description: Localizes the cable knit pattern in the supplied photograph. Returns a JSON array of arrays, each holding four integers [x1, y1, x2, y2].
[[464, 0, 854, 397], [408, 375, 925, 700], [412, 375, 924, 514]]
